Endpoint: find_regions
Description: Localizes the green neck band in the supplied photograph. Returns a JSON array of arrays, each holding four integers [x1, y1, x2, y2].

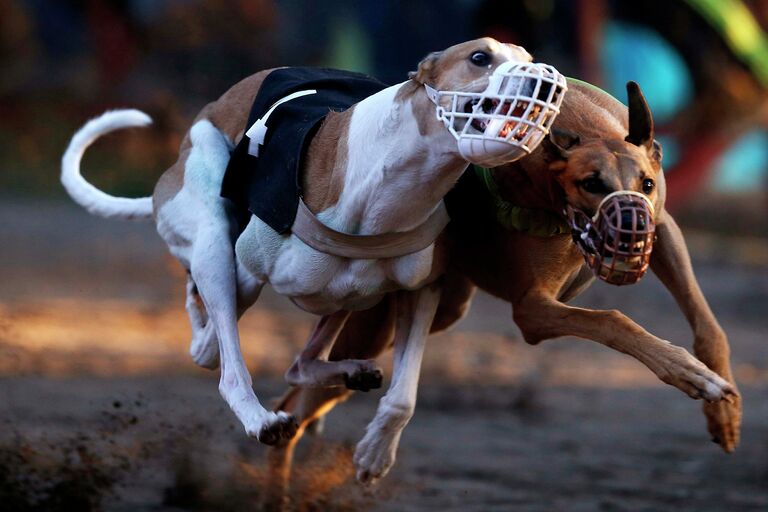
[[473, 165, 569, 237]]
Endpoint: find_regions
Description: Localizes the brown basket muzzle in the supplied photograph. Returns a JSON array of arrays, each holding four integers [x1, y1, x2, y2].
[[567, 191, 656, 286]]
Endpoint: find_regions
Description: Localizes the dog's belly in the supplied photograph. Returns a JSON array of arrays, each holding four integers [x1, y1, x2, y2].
[[235, 215, 437, 314]]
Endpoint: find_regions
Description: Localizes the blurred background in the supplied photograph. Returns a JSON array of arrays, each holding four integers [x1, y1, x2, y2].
[[2, 0, 768, 225], [0, 1, 766, 511]]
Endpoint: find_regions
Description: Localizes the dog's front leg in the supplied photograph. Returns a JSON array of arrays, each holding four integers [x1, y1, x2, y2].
[[650, 215, 741, 452], [284, 310, 383, 391], [513, 292, 738, 403], [190, 228, 297, 445], [353, 284, 441, 484]]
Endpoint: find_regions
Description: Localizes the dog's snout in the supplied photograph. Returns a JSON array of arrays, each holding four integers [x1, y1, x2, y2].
[[621, 211, 637, 231]]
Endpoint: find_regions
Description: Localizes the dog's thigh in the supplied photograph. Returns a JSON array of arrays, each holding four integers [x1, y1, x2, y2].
[[155, 119, 236, 268], [190, 260, 264, 369]]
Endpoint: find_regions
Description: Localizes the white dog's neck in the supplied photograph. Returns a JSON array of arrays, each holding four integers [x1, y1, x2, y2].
[[322, 81, 466, 235]]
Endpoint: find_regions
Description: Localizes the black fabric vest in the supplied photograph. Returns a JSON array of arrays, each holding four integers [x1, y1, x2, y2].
[[221, 67, 389, 234]]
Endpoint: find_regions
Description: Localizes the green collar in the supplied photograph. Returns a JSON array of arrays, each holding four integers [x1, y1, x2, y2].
[[474, 165, 569, 237]]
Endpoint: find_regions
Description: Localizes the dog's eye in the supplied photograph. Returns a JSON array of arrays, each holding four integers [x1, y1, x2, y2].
[[579, 176, 606, 194], [469, 51, 491, 67], [642, 178, 655, 194]]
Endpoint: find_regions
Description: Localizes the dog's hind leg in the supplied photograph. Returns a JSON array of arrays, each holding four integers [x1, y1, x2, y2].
[[189, 259, 264, 370], [650, 215, 741, 452], [169, 120, 296, 445], [186, 275, 217, 368], [190, 226, 297, 444], [284, 311, 383, 391], [512, 292, 739, 404], [353, 284, 441, 484]]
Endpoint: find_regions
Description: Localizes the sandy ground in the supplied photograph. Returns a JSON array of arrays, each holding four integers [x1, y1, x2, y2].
[[1, 198, 767, 511]]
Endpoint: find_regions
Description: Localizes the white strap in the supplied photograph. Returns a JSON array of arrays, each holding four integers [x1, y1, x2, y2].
[[423, 83, 440, 105], [245, 89, 318, 157], [593, 190, 655, 222]]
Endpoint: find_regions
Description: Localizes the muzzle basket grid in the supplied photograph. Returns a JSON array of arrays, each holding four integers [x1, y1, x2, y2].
[[435, 63, 567, 155], [569, 191, 656, 286]]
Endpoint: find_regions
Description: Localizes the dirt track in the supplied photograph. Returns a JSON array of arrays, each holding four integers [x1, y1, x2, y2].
[[1, 199, 767, 511]]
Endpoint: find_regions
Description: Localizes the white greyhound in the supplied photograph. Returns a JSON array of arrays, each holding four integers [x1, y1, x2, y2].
[[61, 37, 565, 482]]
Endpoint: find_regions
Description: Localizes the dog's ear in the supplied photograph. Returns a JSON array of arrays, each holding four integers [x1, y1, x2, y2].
[[409, 51, 443, 83], [651, 139, 663, 164], [625, 81, 654, 151], [543, 128, 580, 170], [546, 128, 580, 157]]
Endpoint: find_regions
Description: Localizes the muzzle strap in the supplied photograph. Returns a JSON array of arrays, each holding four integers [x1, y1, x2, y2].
[[593, 190, 655, 223], [423, 83, 440, 106]]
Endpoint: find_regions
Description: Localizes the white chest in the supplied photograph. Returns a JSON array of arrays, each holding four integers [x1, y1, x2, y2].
[[234, 215, 437, 313]]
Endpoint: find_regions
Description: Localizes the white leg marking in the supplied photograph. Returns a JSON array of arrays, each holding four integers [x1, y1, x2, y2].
[[189, 260, 264, 370], [191, 228, 296, 444], [353, 285, 441, 483], [162, 119, 296, 444], [187, 275, 220, 369]]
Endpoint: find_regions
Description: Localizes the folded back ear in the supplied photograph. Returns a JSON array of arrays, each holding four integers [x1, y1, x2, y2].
[[625, 81, 654, 151], [546, 128, 581, 158], [651, 139, 663, 164], [409, 51, 443, 83]]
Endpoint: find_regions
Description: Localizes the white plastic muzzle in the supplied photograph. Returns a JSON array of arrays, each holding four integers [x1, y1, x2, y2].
[[425, 61, 567, 167]]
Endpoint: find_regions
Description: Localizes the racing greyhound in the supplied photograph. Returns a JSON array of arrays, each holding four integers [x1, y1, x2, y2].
[[61, 38, 566, 478]]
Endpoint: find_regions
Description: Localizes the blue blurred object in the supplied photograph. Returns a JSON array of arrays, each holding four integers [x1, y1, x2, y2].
[[712, 129, 768, 191], [655, 134, 680, 170], [600, 21, 694, 124]]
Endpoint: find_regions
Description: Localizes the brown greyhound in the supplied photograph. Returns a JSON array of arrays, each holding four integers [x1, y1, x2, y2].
[[271, 78, 741, 487]]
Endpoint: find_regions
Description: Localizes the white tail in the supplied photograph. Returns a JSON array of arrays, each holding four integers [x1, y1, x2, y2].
[[61, 109, 154, 220]]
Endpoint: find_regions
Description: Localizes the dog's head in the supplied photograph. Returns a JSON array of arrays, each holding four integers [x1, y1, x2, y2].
[[546, 81, 664, 285], [411, 37, 567, 166]]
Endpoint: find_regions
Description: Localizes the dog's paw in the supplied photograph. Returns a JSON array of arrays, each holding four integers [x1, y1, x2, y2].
[[353, 429, 398, 485], [344, 361, 383, 392], [249, 411, 298, 446], [656, 346, 739, 402], [703, 388, 741, 453]]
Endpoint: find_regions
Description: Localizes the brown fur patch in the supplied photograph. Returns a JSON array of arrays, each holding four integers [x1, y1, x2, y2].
[[194, 69, 276, 144], [152, 70, 277, 210], [301, 110, 352, 213], [413, 38, 531, 91], [152, 148, 189, 215], [403, 37, 534, 138], [395, 80, 445, 137]]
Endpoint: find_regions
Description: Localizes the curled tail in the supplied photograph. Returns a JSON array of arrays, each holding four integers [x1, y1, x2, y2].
[[61, 109, 154, 220]]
